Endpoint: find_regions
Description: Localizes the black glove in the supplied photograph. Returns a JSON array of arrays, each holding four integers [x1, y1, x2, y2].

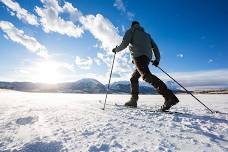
[[112, 48, 116, 53], [112, 46, 118, 53], [112, 47, 118, 53], [152, 60, 159, 67]]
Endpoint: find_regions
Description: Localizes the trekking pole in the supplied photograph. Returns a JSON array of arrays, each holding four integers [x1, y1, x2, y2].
[[102, 52, 116, 110], [156, 65, 214, 113]]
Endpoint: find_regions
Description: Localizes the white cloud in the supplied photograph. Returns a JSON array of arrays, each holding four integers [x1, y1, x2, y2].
[[80, 14, 122, 52], [75, 56, 93, 70], [113, 54, 133, 74], [80, 13, 134, 78], [63, 2, 82, 22], [113, 0, 134, 20], [208, 59, 213, 63], [97, 52, 111, 66], [1, 0, 39, 25], [3, 34, 9, 40], [0, 21, 48, 58], [1, 0, 134, 81], [126, 12, 135, 21], [34, 1, 133, 78], [9, 10, 15, 16], [35, 0, 84, 38], [114, 0, 126, 12], [177, 53, 184, 58], [93, 58, 101, 65], [93, 43, 99, 48], [157, 69, 228, 90], [1, 0, 133, 81], [57, 62, 74, 72]]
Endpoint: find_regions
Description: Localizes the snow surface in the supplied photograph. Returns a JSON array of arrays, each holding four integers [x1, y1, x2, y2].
[[0, 90, 227, 152]]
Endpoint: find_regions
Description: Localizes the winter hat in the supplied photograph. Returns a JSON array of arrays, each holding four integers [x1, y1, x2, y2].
[[131, 21, 140, 27]]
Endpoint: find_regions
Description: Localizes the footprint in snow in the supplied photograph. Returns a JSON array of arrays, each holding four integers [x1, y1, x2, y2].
[[18, 141, 63, 152], [88, 144, 109, 152], [15, 116, 38, 125]]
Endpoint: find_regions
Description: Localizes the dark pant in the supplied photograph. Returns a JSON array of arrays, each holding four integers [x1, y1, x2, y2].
[[130, 55, 174, 100]]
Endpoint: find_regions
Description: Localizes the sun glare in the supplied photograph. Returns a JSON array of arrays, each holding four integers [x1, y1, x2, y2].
[[31, 61, 61, 84]]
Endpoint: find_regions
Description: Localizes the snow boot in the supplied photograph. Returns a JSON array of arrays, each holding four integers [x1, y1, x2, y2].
[[142, 74, 179, 111], [125, 95, 138, 108], [161, 95, 179, 111]]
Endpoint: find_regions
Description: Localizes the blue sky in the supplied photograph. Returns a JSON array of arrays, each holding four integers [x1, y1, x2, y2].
[[0, 0, 228, 88]]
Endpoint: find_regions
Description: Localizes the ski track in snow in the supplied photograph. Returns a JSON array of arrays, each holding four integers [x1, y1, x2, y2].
[[0, 91, 227, 152]]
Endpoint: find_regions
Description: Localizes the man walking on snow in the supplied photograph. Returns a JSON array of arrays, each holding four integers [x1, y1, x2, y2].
[[112, 21, 179, 111]]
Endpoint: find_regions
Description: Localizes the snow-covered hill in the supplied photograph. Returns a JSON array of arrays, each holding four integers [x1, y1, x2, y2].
[[109, 81, 156, 94], [64, 78, 106, 93], [166, 80, 179, 91], [0, 91, 227, 151], [0, 79, 184, 94]]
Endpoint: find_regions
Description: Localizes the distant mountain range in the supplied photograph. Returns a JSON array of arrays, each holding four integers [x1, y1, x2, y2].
[[0, 78, 185, 94]]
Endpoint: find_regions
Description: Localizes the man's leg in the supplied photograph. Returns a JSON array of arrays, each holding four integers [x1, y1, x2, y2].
[[124, 69, 141, 107], [133, 55, 179, 111], [130, 69, 141, 97]]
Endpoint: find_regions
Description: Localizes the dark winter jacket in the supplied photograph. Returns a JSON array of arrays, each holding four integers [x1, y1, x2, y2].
[[115, 24, 160, 62]]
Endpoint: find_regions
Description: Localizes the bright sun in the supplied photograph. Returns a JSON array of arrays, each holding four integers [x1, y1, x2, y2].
[[31, 61, 61, 84]]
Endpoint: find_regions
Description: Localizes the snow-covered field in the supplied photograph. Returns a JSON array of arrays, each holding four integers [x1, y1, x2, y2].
[[0, 90, 227, 152]]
